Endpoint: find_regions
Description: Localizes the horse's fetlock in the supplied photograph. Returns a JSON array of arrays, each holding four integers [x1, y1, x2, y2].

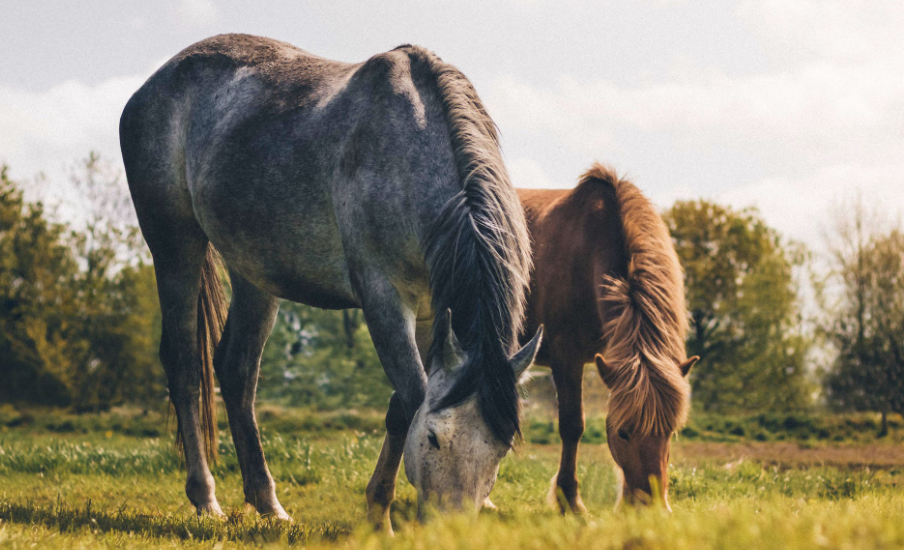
[[185, 472, 216, 506], [366, 480, 395, 507], [244, 478, 276, 504], [557, 475, 579, 495]]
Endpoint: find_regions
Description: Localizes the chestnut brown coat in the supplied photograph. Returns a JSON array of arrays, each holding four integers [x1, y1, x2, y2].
[[518, 164, 697, 512]]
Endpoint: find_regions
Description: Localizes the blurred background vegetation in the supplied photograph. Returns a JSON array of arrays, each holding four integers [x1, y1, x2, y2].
[[1, 154, 903, 431]]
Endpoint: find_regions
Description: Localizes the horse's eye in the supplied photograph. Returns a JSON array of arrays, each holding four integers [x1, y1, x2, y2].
[[427, 432, 440, 450], [617, 429, 630, 441]]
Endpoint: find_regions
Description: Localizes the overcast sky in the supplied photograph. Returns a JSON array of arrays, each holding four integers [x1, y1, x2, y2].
[[1, 0, 901, 248]]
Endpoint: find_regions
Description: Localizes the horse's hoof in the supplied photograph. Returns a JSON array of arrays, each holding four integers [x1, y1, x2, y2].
[[570, 499, 588, 515], [481, 497, 498, 511], [245, 501, 293, 522], [546, 474, 587, 515], [369, 516, 394, 536], [370, 518, 394, 536], [268, 509, 293, 522], [196, 503, 227, 519]]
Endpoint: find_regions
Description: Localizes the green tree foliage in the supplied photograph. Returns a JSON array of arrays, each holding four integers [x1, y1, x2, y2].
[[665, 200, 811, 412], [259, 303, 392, 410], [0, 157, 164, 409], [2, 154, 391, 412], [65, 153, 164, 410], [822, 201, 904, 433], [0, 165, 79, 404]]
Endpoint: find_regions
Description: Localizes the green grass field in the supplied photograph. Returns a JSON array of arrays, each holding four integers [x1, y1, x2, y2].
[[1, 406, 904, 549]]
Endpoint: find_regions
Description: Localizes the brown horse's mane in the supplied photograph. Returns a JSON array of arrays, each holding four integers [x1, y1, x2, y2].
[[583, 164, 691, 437]]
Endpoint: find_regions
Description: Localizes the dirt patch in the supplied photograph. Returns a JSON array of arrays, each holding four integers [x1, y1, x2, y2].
[[674, 441, 904, 469]]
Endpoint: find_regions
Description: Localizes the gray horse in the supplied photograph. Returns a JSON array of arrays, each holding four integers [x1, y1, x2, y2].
[[119, 34, 542, 530]]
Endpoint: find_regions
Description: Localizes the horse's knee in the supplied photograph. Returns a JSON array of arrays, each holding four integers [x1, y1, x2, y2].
[[165, 373, 200, 404], [559, 413, 585, 443], [385, 392, 411, 437], [366, 476, 395, 507], [392, 385, 425, 428], [159, 339, 201, 391]]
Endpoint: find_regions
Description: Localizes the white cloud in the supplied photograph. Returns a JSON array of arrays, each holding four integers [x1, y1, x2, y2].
[[483, 2, 904, 247], [506, 157, 561, 189], [488, 60, 904, 169], [718, 162, 904, 250], [174, 0, 219, 26], [0, 74, 147, 206], [738, 0, 904, 65]]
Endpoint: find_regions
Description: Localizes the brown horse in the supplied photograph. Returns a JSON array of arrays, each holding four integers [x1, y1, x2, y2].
[[518, 163, 698, 512]]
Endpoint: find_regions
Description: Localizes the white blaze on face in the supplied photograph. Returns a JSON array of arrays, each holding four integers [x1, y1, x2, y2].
[[402, 312, 542, 517], [403, 375, 508, 514]]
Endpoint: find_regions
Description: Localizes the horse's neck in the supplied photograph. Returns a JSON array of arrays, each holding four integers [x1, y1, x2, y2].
[[525, 190, 619, 358]]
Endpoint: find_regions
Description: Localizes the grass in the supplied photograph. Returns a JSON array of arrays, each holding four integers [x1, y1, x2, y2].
[[1, 406, 904, 548]]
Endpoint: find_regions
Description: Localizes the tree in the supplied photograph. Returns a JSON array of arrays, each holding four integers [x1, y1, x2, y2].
[[664, 200, 812, 412], [0, 165, 81, 404], [822, 199, 904, 435], [64, 153, 163, 410], [0, 157, 165, 409], [258, 302, 392, 409]]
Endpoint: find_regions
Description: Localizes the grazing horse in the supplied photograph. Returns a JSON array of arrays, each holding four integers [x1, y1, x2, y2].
[[518, 164, 697, 512], [119, 34, 542, 530]]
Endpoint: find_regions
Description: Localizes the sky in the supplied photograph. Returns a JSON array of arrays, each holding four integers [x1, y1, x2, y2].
[[1, 0, 902, 249]]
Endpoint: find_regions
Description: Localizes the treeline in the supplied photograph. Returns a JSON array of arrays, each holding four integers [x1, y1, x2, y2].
[[1, 155, 902, 419], [0, 157, 161, 410], [0, 155, 393, 412]]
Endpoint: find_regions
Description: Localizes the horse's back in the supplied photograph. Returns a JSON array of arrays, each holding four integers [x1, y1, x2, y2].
[[121, 35, 459, 307]]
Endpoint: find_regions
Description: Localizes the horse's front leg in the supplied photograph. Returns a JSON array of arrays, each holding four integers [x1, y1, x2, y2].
[[366, 392, 409, 533], [357, 279, 427, 535], [548, 352, 588, 514]]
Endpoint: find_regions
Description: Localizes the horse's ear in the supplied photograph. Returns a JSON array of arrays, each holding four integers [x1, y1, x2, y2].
[[440, 309, 466, 374], [679, 356, 699, 377], [594, 354, 616, 389], [509, 326, 543, 382]]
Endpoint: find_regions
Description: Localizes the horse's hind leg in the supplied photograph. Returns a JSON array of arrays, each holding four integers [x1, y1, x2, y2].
[[548, 350, 588, 514], [122, 105, 223, 515], [213, 273, 289, 520], [152, 230, 224, 516]]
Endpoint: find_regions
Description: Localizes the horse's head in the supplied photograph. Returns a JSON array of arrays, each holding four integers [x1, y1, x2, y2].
[[595, 353, 697, 510], [404, 312, 542, 517]]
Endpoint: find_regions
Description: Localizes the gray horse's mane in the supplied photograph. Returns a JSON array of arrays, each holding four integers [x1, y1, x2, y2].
[[583, 164, 691, 437], [400, 45, 532, 445]]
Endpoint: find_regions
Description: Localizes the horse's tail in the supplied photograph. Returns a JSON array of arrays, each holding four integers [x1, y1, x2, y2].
[[177, 244, 227, 463], [402, 46, 532, 445], [581, 163, 691, 436]]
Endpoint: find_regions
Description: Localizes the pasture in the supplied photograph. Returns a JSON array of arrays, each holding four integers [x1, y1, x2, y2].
[[2, 405, 903, 549]]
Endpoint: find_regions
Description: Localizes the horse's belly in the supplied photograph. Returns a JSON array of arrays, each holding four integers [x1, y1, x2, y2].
[[197, 187, 359, 309], [219, 234, 358, 308]]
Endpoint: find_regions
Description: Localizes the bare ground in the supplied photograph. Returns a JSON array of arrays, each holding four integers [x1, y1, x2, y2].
[[674, 441, 904, 469]]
